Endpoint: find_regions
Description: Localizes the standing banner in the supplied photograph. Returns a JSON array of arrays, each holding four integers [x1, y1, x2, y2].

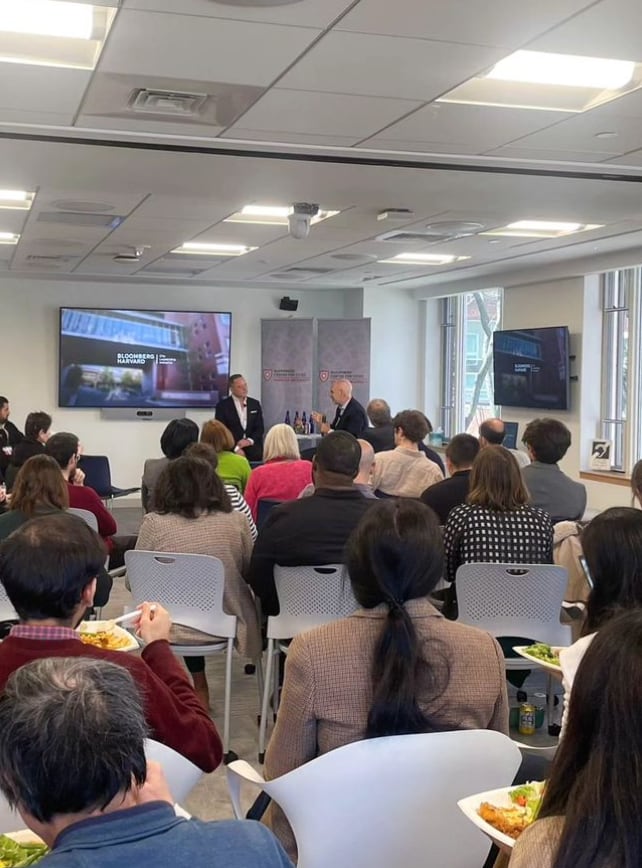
[[316, 319, 371, 412], [261, 319, 315, 428]]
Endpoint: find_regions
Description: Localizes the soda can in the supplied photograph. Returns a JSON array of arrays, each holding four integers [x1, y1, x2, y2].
[[518, 703, 536, 736]]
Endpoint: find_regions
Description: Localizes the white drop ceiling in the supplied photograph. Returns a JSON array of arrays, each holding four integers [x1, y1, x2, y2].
[[0, 0, 641, 294]]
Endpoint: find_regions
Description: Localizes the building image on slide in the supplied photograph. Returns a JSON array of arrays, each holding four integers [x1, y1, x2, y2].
[[59, 308, 231, 408]]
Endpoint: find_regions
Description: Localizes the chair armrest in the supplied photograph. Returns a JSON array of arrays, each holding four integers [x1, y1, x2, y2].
[[226, 760, 267, 819]]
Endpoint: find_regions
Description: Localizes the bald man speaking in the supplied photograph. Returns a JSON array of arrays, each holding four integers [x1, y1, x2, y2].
[[312, 379, 368, 438]]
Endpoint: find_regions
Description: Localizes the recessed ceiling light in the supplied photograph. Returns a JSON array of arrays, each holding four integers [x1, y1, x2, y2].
[[0, 189, 34, 210], [594, 130, 618, 139], [481, 220, 603, 239], [171, 242, 258, 256], [438, 50, 642, 113], [0, 232, 19, 244], [225, 204, 340, 226], [378, 252, 470, 266]]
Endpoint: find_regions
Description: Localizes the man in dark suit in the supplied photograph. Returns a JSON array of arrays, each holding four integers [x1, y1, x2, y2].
[[312, 379, 367, 438], [0, 397, 23, 480], [215, 375, 264, 463], [420, 433, 479, 524]]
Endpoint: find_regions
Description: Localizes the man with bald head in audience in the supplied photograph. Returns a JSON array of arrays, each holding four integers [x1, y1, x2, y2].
[[312, 379, 367, 438], [479, 417, 530, 468]]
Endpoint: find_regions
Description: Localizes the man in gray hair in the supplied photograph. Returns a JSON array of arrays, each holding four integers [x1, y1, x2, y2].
[[0, 657, 292, 868]]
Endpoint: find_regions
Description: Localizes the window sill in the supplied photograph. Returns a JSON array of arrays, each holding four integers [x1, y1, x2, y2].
[[580, 470, 630, 487]]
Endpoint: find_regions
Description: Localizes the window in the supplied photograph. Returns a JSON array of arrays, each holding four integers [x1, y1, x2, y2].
[[440, 288, 503, 438]]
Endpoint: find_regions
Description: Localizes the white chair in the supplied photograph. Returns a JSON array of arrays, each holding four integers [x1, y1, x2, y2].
[[228, 730, 522, 868], [0, 792, 21, 835], [258, 564, 358, 763], [144, 737, 203, 803], [124, 550, 238, 762], [0, 580, 17, 623], [67, 507, 98, 531]]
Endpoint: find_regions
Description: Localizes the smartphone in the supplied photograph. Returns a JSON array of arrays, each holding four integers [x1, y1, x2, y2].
[[579, 556, 594, 589]]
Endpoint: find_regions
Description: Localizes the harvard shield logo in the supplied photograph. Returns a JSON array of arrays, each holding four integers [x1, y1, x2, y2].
[[263, 369, 273, 381], [319, 370, 330, 382]]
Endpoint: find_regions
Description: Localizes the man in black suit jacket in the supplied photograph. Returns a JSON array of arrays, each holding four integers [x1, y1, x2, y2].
[[0, 397, 23, 480], [214, 375, 264, 463], [420, 433, 479, 524], [312, 379, 367, 438]]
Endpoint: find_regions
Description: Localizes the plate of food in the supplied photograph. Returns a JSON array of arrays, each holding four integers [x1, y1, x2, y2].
[[77, 621, 140, 652], [0, 831, 48, 865], [458, 781, 545, 850], [512, 643, 564, 674]]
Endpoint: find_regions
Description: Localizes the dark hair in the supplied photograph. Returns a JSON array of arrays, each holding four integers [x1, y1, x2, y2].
[[200, 419, 235, 453], [446, 433, 480, 468], [346, 500, 448, 739], [538, 610, 642, 868], [10, 455, 69, 516], [184, 441, 219, 470], [522, 417, 571, 463], [314, 431, 361, 478], [479, 419, 505, 445], [581, 507, 642, 634], [154, 455, 231, 518], [45, 432, 79, 469], [366, 399, 392, 427], [159, 418, 199, 460], [631, 459, 642, 500], [0, 397, 7, 408], [0, 514, 106, 620], [467, 445, 529, 510], [24, 412, 52, 441], [392, 410, 429, 444], [0, 657, 147, 822], [228, 374, 244, 388]]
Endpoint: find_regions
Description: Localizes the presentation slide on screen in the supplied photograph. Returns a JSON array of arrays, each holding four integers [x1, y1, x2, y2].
[[493, 327, 569, 411], [59, 308, 231, 408]]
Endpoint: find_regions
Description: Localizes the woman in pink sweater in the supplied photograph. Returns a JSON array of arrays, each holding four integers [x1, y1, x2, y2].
[[243, 424, 312, 521]]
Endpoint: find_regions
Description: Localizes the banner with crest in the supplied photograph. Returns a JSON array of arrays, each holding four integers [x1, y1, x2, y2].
[[260, 318, 315, 428]]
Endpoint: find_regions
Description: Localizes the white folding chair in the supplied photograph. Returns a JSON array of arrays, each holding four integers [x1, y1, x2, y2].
[[144, 737, 203, 804], [0, 580, 17, 623], [228, 730, 521, 868], [258, 564, 357, 763], [124, 550, 238, 762], [0, 792, 21, 835], [67, 507, 98, 531]]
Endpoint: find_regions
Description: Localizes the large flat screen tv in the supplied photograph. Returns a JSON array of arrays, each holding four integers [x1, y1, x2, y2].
[[493, 326, 570, 411], [59, 308, 231, 409]]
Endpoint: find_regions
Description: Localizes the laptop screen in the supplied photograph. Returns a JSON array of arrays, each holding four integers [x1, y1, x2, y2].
[[503, 421, 519, 451]]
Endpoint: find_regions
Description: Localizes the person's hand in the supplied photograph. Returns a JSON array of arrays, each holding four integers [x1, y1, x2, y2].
[[135, 760, 173, 806], [237, 438, 252, 449], [71, 467, 86, 486], [137, 601, 171, 644], [320, 422, 330, 435], [0, 486, 6, 504], [311, 411, 323, 425]]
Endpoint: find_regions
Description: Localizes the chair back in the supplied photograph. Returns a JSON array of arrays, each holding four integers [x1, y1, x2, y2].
[[78, 455, 112, 498], [256, 498, 282, 531], [0, 792, 21, 835], [124, 551, 236, 639], [269, 564, 357, 639], [0, 580, 17, 624], [228, 730, 521, 868], [67, 507, 98, 531], [456, 562, 571, 645], [145, 738, 203, 803]]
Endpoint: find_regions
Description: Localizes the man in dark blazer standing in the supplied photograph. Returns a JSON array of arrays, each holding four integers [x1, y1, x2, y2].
[[0, 397, 23, 481], [312, 379, 367, 438], [215, 375, 264, 462]]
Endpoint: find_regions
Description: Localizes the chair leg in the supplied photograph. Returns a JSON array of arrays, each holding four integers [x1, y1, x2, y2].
[[272, 649, 280, 718], [258, 639, 274, 763], [255, 655, 264, 711], [222, 639, 234, 764]]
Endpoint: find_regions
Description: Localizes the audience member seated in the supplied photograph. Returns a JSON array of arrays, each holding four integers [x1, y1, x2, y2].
[[0, 657, 292, 868], [185, 442, 257, 540], [248, 432, 376, 616], [264, 499, 508, 860], [298, 438, 378, 500], [141, 417, 199, 512], [370, 410, 443, 497], [0, 514, 221, 771], [420, 433, 479, 524], [312, 378, 368, 437], [0, 455, 112, 608], [361, 398, 445, 472], [479, 417, 530, 468], [200, 419, 252, 493], [5, 411, 51, 490], [135, 455, 260, 710], [244, 424, 313, 521], [521, 418, 587, 521], [509, 610, 642, 868], [557, 507, 642, 735], [0, 396, 23, 479], [631, 458, 642, 507]]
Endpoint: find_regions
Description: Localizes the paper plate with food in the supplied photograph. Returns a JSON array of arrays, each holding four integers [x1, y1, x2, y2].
[[77, 621, 139, 652], [457, 781, 545, 850], [512, 643, 564, 673], [0, 831, 48, 865]]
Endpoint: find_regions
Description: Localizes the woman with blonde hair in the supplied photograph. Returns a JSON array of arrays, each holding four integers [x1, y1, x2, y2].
[[243, 424, 313, 521], [200, 419, 252, 494]]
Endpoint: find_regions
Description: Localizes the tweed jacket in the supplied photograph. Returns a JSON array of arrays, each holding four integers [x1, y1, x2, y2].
[[135, 510, 260, 659], [264, 598, 508, 858], [508, 816, 562, 867]]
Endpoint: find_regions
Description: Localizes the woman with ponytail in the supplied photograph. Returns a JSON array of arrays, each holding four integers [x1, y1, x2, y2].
[[264, 499, 508, 859]]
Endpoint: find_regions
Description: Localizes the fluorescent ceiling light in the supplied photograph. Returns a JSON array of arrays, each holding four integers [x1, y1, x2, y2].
[[487, 51, 635, 90], [225, 204, 340, 226], [172, 242, 258, 256], [0, 2, 117, 70], [0, 232, 19, 244], [481, 220, 603, 239], [378, 252, 469, 266], [0, 189, 34, 210], [438, 50, 642, 113]]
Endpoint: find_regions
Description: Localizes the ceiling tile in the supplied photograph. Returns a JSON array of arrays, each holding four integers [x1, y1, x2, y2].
[[76, 115, 226, 137], [224, 89, 423, 138], [499, 112, 642, 155], [484, 145, 621, 162], [98, 10, 319, 85], [221, 128, 358, 147], [336, 0, 595, 48], [278, 31, 505, 100], [529, 0, 642, 59], [0, 110, 74, 126], [359, 139, 477, 155], [123, 0, 354, 28], [604, 149, 642, 166], [0, 65, 91, 113]]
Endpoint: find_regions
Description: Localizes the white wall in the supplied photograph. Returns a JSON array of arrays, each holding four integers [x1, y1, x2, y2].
[[0, 276, 356, 489]]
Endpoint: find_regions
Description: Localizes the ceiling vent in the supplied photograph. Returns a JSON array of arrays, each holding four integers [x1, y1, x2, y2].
[[25, 254, 78, 264], [129, 88, 208, 116], [50, 200, 115, 213], [113, 246, 147, 263], [281, 266, 334, 275], [377, 208, 415, 222], [37, 212, 123, 228], [377, 222, 486, 245]]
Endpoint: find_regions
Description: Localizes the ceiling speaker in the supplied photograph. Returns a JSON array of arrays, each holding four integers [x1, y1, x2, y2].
[[279, 296, 299, 311]]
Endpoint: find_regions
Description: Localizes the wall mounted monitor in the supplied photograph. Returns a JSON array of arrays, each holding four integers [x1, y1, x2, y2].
[[59, 308, 231, 409], [493, 326, 570, 411]]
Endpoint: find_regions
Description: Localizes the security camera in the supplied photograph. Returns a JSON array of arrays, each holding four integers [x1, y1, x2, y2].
[[288, 203, 319, 240]]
